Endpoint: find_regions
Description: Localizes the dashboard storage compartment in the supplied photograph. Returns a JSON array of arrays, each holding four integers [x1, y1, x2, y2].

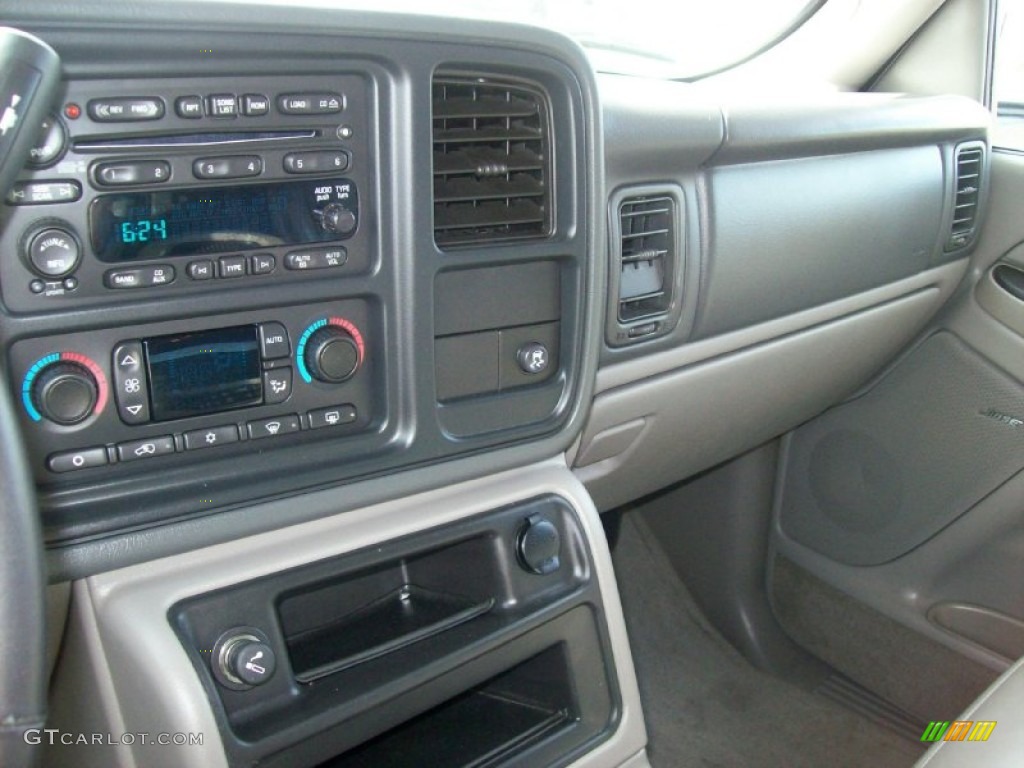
[[281, 556, 496, 682], [319, 644, 575, 768], [172, 496, 619, 768]]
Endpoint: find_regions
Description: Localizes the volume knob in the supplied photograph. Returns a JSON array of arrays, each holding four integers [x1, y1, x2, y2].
[[303, 325, 361, 383], [32, 361, 98, 425]]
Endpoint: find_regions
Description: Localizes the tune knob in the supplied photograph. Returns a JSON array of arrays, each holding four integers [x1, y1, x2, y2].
[[32, 361, 98, 425], [303, 325, 361, 383], [316, 203, 357, 235]]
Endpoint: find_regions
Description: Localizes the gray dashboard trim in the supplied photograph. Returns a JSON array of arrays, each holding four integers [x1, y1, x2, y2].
[[594, 259, 968, 395], [50, 458, 647, 768]]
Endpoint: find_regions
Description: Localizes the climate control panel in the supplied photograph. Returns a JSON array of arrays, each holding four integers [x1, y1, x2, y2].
[[10, 299, 380, 481]]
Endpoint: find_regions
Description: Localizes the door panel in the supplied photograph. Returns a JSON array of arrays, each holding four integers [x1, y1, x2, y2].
[[770, 150, 1024, 716]]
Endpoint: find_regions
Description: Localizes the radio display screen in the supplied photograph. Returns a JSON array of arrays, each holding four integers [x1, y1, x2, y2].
[[89, 178, 356, 262], [145, 326, 262, 421]]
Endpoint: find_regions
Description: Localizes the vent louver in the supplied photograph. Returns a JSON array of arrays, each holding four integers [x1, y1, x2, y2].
[[617, 196, 675, 322], [946, 143, 985, 252], [432, 77, 552, 248]]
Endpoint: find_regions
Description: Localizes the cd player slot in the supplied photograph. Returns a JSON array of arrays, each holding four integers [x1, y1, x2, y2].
[[73, 130, 320, 151]]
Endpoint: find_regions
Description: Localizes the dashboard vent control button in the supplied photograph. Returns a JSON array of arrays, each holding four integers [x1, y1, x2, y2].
[[248, 414, 300, 439]]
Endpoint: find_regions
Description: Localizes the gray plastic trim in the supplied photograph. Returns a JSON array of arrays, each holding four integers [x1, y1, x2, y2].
[[577, 287, 949, 512], [594, 259, 967, 396], [52, 459, 646, 768], [708, 92, 991, 166]]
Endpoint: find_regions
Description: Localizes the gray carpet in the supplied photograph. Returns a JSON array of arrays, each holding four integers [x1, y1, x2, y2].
[[611, 512, 925, 768]]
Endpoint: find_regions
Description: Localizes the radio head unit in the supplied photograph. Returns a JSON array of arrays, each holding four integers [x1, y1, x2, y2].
[[0, 73, 374, 312]]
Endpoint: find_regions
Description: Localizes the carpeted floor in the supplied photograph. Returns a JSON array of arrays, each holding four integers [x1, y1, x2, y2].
[[610, 512, 925, 768]]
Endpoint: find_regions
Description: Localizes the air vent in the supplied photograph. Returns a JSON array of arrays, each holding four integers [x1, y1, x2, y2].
[[617, 196, 675, 323], [946, 142, 985, 252], [432, 77, 552, 248]]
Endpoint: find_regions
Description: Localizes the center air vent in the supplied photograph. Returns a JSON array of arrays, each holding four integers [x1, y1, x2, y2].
[[432, 77, 552, 248], [608, 188, 685, 347], [946, 142, 985, 252]]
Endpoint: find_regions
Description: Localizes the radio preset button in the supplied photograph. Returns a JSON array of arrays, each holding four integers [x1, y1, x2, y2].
[[278, 92, 343, 115], [27, 227, 80, 278], [263, 368, 292, 405], [187, 260, 214, 280], [308, 404, 357, 429], [285, 246, 347, 271], [175, 95, 203, 119], [193, 155, 262, 180], [241, 94, 270, 116], [250, 253, 276, 276], [117, 436, 175, 462], [112, 341, 150, 425], [48, 447, 109, 473], [259, 323, 291, 359], [283, 150, 349, 174], [88, 97, 164, 122], [248, 414, 301, 440], [94, 160, 170, 186], [218, 255, 247, 278], [183, 425, 239, 451], [7, 180, 82, 205], [206, 94, 238, 118]]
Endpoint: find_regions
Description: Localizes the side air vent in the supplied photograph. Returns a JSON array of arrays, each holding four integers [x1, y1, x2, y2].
[[608, 188, 685, 347], [618, 196, 674, 322], [946, 142, 985, 252], [432, 76, 552, 248]]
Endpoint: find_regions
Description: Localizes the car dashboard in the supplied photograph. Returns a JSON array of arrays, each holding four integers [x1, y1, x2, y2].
[[0, 2, 993, 767]]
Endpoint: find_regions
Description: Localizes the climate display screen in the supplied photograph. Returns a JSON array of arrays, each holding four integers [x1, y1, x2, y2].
[[145, 326, 262, 421], [89, 178, 355, 262]]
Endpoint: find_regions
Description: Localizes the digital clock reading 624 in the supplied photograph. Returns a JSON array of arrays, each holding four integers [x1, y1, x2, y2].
[[89, 178, 357, 263], [119, 219, 168, 244]]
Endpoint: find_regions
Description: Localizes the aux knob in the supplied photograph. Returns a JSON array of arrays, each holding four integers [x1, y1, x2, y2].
[[303, 325, 361, 383], [32, 361, 98, 425]]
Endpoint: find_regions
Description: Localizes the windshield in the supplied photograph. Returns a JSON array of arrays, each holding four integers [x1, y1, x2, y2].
[[214, 0, 823, 78]]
